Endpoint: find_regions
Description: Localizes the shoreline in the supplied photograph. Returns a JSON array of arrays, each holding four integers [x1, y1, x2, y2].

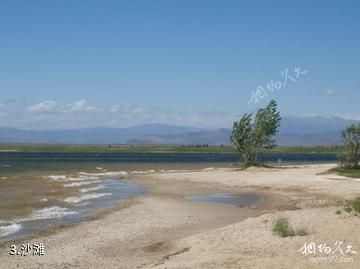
[[1, 164, 360, 268]]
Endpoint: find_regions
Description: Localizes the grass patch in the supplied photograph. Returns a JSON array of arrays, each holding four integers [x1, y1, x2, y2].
[[267, 145, 345, 154], [351, 197, 360, 212], [273, 217, 295, 237], [328, 167, 360, 178], [343, 196, 360, 214], [335, 209, 342, 215], [273, 217, 308, 237], [0, 143, 238, 153], [239, 162, 276, 170]]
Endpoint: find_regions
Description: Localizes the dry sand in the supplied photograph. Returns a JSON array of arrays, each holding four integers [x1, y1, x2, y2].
[[1, 164, 360, 268]]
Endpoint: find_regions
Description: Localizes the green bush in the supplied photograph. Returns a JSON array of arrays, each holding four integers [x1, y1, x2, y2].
[[273, 217, 295, 237], [343, 196, 360, 214], [351, 197, 360, 213], [338, 152, 359, 169], [339, 124, 360, 168]]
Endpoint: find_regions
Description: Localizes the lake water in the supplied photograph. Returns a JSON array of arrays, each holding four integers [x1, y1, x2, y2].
[[0, 169, 146, 242]]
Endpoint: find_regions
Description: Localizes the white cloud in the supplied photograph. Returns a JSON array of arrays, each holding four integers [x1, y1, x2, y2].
[[26, 100, 58, 113], [3, 98, 236, 129], [1, 97, 359, 130], [335, 113, 360, 120], [64, 99, 98, 112]]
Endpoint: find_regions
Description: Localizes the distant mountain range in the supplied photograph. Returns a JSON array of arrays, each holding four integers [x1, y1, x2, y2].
[[0, 124, 203, 144], [0, 116, 358, 146]]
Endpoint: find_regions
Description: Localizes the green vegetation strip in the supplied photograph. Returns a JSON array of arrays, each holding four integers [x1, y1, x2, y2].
[[329, 167, 360, 178], [0, 144, 346, 154]]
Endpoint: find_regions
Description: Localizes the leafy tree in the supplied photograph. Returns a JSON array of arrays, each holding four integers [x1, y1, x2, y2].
[[339, 123, 360, 168], [230, 100, 281, 167]]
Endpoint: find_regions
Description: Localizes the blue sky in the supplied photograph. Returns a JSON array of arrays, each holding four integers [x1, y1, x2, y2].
[[0, 0, 359, 129]]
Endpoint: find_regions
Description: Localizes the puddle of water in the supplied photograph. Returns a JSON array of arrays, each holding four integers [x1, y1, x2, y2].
[[184, 192, 260, 207]]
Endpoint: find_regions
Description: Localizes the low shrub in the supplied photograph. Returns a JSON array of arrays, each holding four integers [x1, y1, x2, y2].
[[338, 152, 359, 169], [351, 196, 360, 213], [273, 217, 295, 237]]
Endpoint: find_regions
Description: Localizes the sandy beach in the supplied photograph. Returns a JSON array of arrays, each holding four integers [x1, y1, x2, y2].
[[1, 164, 360, 268]]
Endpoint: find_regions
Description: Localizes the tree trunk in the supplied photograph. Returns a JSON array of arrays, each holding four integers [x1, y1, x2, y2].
[[242, 152, 251, 168]]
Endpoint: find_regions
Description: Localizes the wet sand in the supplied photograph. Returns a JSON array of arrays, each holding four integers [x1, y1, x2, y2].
[[1, 164, 360, 268]]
